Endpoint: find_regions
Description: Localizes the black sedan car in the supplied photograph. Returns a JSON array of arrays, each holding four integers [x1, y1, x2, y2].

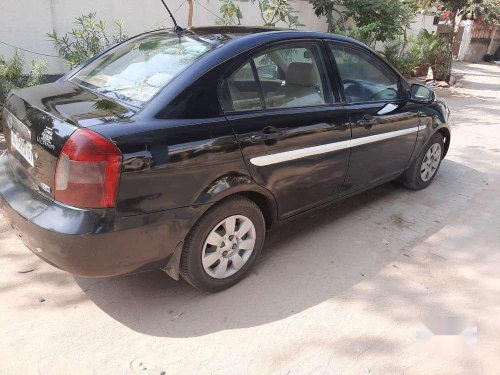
[[0, 26, 450, 291]]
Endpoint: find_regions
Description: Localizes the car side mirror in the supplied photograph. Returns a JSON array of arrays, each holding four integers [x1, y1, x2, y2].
[[409, 84, 435, 104]]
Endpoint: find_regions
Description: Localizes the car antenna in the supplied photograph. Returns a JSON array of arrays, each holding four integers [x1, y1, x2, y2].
[[159, 0, 184, 35]]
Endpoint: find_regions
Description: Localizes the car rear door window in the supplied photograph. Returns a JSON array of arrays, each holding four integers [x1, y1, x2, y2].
[[226, 62, 263, 111], [330, 45, 400, 103], [223, 43, 329, 112], [253, 46, 327, 109]]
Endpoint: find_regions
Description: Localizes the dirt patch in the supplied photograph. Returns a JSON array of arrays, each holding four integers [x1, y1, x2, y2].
[[390, 213, 406, 228]]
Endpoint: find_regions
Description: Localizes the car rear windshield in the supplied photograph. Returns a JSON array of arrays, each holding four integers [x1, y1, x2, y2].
[[69, 32, 214, 107]]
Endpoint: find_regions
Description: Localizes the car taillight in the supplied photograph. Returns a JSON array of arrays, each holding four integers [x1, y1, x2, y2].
[[55, 129, 122, 209]]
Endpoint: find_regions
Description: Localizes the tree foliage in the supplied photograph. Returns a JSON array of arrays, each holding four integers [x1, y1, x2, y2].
[[343, 0, 414, 45], [47, 13, 128, 68], [258, 0, 303, 27], [218, 0, 303, 28], [309, 0, 414, 46], [309, 0, 344, 32], [434, 0, 500, 24], [219, 0, 245, 25], [467, 0, 500, 24]]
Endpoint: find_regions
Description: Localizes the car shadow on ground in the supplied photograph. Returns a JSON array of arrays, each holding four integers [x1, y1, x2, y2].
[[74, 158, 484, 338]]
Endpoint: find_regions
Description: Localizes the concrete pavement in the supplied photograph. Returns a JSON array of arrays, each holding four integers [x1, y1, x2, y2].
[[0, 61, 499, 374]]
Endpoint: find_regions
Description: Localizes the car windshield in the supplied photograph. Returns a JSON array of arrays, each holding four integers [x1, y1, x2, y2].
[[70, 32, 214, 107]]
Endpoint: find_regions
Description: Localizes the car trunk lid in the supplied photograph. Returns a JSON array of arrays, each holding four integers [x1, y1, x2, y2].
[[2, 81, 134, 200]]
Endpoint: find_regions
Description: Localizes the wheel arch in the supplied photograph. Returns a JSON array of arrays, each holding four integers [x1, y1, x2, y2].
[[194, 173, 278, 230], [236, 190, 276, 230], [436, 127, 451, 157]]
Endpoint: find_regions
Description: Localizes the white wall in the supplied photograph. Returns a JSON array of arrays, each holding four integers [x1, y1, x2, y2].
[[0, 0, 329, 74], [407, 14, 438, 37]]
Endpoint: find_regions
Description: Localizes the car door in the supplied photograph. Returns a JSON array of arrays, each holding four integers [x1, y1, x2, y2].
[[222, 41, 351, 219], [327, 42, 421, 191]]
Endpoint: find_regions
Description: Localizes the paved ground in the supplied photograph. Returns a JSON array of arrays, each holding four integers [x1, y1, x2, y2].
[[0, 62, 499, 375]]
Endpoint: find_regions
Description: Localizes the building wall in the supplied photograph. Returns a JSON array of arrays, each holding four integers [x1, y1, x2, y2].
[[407, 14, 438, 37], [0, 0, 329, 74]]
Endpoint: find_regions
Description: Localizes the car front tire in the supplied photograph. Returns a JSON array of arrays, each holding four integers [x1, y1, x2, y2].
[[402, 132, 444, 190], [180, 195, 265, 292]]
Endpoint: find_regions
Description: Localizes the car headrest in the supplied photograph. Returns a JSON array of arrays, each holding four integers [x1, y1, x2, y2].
[[285, 62, 317, 87]]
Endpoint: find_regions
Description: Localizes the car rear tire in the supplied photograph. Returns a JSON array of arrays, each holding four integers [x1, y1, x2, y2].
[[402, 133, 444, 190], [180, 196, 265, 292]]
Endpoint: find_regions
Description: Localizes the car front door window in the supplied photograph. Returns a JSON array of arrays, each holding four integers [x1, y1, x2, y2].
[[330, 46, 400, 103]]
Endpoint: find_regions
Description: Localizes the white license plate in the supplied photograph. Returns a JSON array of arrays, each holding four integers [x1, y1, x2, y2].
[[11, 130, 34, 167]]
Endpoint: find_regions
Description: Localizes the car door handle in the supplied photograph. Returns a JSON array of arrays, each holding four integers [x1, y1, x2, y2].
[[250, 133, 280, 142], [356, 115, 378, 129], [250, 127, 282, 143]]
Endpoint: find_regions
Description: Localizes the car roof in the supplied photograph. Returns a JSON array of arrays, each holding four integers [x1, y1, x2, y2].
[[181, 26, 370, 59], [187, 25, 289, 36], [124, 26, 369, 59], [186, 25, 358, 44]]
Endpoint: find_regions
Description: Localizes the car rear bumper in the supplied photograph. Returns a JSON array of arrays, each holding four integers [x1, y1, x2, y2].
[[0, 152, 204, 277]]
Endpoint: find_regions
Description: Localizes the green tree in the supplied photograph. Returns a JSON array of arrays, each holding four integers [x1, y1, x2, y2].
[[343, 0, 414, 46], [309, 0, 414, 46], [308, 0, 344, 32]]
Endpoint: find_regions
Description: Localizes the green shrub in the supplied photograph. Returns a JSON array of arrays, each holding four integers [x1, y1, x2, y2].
[[432, 41, 452, 81], [382, 30, 450, 78], [47, 13, 128, 68], [412, 30, 439, 65], [0, 51, 47, 108], [383, 37, 417, 75]]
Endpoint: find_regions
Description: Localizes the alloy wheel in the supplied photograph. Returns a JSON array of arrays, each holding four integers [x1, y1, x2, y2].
[[420, 143, 442, 182], [202, 215, 257, 279]]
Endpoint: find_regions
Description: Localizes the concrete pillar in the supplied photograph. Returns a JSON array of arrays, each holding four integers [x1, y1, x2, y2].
[[487, 27, 498, 55], [457, 20, 473, 61]]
